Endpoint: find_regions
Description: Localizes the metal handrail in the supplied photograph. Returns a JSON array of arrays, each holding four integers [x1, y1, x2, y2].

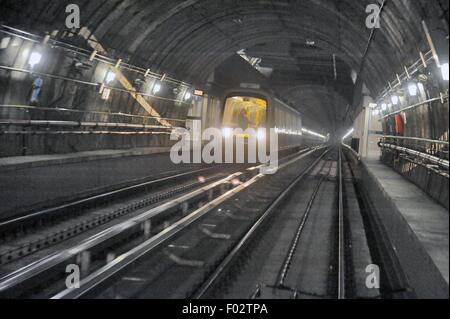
[[0, 25, 191, 87], [377, 50, 434, 99], [382, 136, 449, 146], [0, 131, 171, 136], [341, 143, 361, 161], [0, 119, 174, 130], [0, 66, 191, 105], [0, 105, 187, 123], [379, 142, 449, 170], [379, 95, 449, 120]]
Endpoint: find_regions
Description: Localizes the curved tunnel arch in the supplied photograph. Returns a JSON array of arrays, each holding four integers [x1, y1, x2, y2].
[[0, 0, 445, 136]]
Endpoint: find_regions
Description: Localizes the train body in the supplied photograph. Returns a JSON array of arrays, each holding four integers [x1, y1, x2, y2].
[[219, 88, 304, 150], [186, 86, 326, 162]]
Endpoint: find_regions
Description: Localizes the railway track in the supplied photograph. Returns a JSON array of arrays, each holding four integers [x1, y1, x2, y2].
[[49, 146, 328, 299], [0, 166, 230, 266], [0, 146, 383, 299], [0, 146, 322, 298], [195, 148, 378, 299]]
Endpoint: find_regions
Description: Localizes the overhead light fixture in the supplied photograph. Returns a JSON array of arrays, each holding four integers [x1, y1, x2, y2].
[[28, 51, 42, 67], [153, 82, 162, 94], [369, 103, 377, 109], [408, 83, 418, 96], [381, 103, 387, 111], [184, 91, 192, 100], [105, 70, 116, 84], [391, 95, 399, 105], [441, 63, 449, 81], [342, 128, 354, 141]]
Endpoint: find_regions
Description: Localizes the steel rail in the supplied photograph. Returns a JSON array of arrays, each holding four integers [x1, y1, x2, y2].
[[337, 148, 346, 299], [53, 173, 264, 299], [0, 170, 247, 297], [0, 166, 215, 232], [193, 148, 329, 299], [53, 147, 326, 299], [276, 158, 331, 287]]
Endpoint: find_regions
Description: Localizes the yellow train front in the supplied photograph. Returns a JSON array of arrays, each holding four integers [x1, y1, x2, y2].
[[219, 89, 304, 154]]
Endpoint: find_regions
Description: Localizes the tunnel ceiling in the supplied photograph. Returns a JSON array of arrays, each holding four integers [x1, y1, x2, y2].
[[1, 0, 446, 133]]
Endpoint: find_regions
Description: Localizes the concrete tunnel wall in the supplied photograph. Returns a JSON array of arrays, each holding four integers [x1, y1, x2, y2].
[[0, 0, 448, 157]]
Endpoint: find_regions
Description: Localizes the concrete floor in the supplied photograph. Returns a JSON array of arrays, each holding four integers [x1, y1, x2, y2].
[[362, 158, 449, 298], [0, 150, 209, 220]]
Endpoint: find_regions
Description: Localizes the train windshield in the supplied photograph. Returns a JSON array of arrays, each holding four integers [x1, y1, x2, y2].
[[223, 96, 267, 130]]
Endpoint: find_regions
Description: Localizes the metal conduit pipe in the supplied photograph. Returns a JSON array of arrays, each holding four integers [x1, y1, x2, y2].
[[0, 119, 174, 130], [0, 131, 172, 136], [0, 66, 191, 105], [378, 50, 434, 99], [0, 25, 191, 87], [0, 105, 187, 123], [380, 95, 449, 120], [341, 143, 361, 161], [379, 143, 449, 170], [382, 136, 449, 146]]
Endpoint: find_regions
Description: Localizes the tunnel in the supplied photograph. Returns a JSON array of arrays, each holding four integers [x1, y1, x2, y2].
[[0, 0, 448, 303]]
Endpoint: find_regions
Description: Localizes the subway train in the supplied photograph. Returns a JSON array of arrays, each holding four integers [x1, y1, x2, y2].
[[190, 87, 325, 155]]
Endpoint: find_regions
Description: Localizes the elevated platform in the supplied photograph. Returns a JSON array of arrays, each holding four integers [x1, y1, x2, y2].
[[0, 147, 210, 221], [361, 158, 449, 298], [0, 147, 171, 172]]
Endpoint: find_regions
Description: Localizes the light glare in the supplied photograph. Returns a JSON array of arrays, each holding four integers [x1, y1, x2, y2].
[[441, 63, 449, 81], [28, 51, 42, 67], [342, 128, 354, 141], [153, 83, 162, 94], [105, 71, 116, 84], [391, 95, 399, 105], [408, 83, 418, 96]]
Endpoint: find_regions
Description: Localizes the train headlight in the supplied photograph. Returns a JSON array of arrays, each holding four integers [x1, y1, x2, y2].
[[222, 127, 232, 138], [257, 129, 266, 141]]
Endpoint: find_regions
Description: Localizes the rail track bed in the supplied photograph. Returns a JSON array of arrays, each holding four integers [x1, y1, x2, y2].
[[0, 147, 316, 298], [202, 150, 378, 299], [0, 165, 243, 270], [0, 146, 388, 299], [52, 147, 328, 299]]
